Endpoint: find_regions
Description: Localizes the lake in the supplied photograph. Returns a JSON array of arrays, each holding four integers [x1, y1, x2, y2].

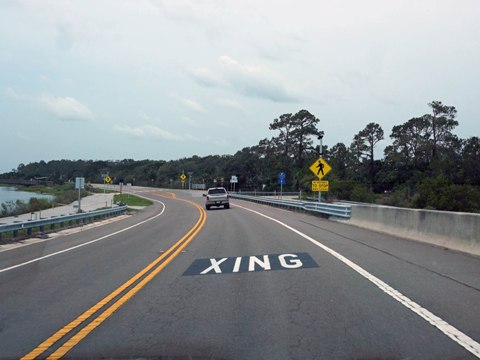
[[0, 186, 54, 205]]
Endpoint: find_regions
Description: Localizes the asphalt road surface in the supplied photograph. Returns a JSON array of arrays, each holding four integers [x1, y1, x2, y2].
[[1, 188, 479, 359]]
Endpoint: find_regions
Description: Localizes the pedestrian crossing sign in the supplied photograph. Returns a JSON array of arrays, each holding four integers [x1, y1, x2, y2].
[[309, 157, 332, 179]]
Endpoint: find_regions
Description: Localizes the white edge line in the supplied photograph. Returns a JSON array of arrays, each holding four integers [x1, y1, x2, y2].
[[232, 202, 480, 359], [0, 201, 166, 274]]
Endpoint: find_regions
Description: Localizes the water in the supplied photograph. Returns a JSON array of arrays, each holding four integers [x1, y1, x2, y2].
[[0, 186, 54, 205]]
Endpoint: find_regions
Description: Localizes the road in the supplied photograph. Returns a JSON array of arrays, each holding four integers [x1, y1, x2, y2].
[[0, 188, 479, 359]]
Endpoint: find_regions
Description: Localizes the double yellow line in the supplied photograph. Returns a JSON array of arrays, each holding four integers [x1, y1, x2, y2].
[[22, 198, 206, 359]]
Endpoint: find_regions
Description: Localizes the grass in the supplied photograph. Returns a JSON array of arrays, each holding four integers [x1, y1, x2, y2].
[[17, 184, 70, 196], [90, 187, 117, 194], [114, 194, 153, 207]]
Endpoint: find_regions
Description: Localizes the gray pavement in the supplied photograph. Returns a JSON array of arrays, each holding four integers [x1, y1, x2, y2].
[[0, 192, 116, 225], [1, 189, 479, 359]]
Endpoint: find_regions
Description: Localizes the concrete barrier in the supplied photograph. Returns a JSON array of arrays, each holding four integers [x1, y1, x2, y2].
[[336, 204, 480, 256]]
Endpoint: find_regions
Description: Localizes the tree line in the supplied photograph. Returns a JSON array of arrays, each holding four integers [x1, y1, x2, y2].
[[2, 101, 479, 212]]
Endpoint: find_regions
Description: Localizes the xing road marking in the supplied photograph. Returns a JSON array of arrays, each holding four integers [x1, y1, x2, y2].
[[21, 198, 206, 360], [183, 253, 319, 275], [0, 201, 166, 274], [233, 203, 480, 359]]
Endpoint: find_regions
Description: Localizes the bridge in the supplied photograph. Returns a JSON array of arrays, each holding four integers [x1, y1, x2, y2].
[[1, 186, 479, 359], [0, 178, 54, 186]]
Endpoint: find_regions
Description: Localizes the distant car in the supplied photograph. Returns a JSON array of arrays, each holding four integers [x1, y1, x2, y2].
[[203, 187, 230, 210]]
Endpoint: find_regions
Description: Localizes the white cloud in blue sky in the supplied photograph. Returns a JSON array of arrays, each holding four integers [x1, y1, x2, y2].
[[1, 0, 479, 172], [114, 124, 184, 141], [38, 95, 93, 121]]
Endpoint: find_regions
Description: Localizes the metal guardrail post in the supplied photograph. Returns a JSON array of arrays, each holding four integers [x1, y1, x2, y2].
[[230, 194, 351, 219]]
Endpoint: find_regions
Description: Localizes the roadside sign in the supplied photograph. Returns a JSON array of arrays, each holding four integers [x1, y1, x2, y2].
[[309, 157, 332, 179], [75, 177, 85, 213], [180, 174, 187, 182], [75, 177, 85, 189], [312, 180, 329, 192], [104, 175, 111, 184], [278, 172, 286, 185], [230, 175, 238, 183]]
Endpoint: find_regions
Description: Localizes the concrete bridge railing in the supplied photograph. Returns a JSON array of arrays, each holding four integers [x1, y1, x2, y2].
[[336, 204, 480, 256]]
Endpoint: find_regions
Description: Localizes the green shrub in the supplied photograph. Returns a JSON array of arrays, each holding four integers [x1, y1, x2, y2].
[[377, 186, 412, 208], [329, 180, 376, 202], [413, 176, 480, 212]]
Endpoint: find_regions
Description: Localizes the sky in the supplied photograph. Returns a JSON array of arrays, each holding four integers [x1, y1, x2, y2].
[[1, 0, 479, 173]]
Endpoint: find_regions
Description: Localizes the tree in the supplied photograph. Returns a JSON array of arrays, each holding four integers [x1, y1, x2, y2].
[[388, 116, 431, 169], [426, 101, 458, 160], [269, 113, 295, 165], [328, 142, 349, 180], [461, 136, 480, 186], [224, 147, 263, 190], [360, 122, 384, 178], [268, 110, 321, 169], [351, 122, 384, 185], [290, 110, 321, 167]]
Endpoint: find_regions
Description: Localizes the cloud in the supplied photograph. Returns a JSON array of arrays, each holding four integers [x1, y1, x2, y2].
[[114, 124, 183, 141], [38, 95, 93, 121], [219, 55, 298, 102], [182, 98, 206, 113], [178, 116, 200, 127], [5, 87, 24, 101], [189, 67, 223, 88], [171, 93, 206, 113], [5, 88, 93, 122], [190, 56, 299, 103], [143, 125, 184, 141], [216, 97, 246, 112], [114, 125, 146, 138]]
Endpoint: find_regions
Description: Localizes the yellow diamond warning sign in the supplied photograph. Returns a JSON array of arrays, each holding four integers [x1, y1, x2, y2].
[[309, 157, 332, 179]]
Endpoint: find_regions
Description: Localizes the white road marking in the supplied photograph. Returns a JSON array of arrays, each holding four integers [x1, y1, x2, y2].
[[279, 254, 303, 269], [200, 258, 228, 274], [233, 202, 480, 358], [0, 201, 166, 274], [248, 255, 271, 272], [233, 256, 242, 273]]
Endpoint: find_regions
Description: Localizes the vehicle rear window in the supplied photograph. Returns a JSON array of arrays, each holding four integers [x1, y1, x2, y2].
[[208, 188, 226, 195]]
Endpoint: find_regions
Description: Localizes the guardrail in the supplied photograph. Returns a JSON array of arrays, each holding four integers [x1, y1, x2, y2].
[[229, 194, 351, 218], [0, 206, 128, 240]]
